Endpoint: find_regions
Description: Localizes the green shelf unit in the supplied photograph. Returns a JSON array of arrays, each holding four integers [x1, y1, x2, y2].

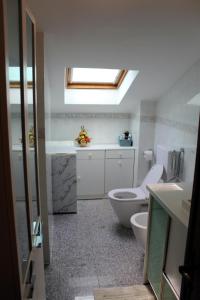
[[147, 198, 170, 298], [162, 275, 178, 300]]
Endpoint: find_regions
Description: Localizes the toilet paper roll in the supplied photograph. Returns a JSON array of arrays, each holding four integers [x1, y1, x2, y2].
[[144, 150, 153, 161]]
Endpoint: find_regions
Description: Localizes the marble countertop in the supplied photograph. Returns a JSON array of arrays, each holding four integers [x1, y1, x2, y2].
[[46, 141, 136, 154], [147, 182, 192, 228]]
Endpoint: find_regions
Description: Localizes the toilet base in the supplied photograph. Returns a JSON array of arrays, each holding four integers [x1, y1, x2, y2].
[[110, 200, 144, 228]]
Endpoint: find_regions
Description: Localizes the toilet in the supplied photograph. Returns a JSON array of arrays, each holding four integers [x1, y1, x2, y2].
[[108, 164, 163, 227], [130, 212, 148, 250]]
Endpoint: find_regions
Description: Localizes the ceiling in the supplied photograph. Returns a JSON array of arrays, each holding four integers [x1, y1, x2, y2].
[[28, 0, 200, 113]]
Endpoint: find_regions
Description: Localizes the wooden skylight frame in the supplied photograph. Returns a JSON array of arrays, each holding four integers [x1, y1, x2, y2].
[[10, 81, 33, 88], [66, 68, 128, 90]]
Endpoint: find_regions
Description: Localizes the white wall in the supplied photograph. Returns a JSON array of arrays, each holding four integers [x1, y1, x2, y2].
[[10, 114, 21, 144], [137, 101, 156, 185], [154, 59, 200, 183], [50, 113, 131, 145], [10, 112, 34, 144], [130, 101, 156, 186], [130, 105, 140, 186]]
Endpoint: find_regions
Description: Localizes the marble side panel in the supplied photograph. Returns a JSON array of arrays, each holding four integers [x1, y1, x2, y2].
[[52, 154, 77, 213]]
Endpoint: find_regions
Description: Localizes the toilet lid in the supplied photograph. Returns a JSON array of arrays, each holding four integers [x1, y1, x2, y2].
[[140, 164, 163, 197]]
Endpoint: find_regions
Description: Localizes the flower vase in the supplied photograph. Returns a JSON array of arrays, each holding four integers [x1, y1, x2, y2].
[[80, 143, 88, 147]]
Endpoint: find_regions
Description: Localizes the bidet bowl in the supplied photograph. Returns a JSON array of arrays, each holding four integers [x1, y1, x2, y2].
[[130, 212, 148, 249]]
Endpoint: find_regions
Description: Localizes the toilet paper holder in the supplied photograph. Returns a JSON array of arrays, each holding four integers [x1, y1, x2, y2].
[[143, 149, 153, 161], [143, 149, 154, 169]]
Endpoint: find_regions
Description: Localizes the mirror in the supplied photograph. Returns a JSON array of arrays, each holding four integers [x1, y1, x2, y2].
[[7, 0, 30, 277], [26, 14, 40, 233]]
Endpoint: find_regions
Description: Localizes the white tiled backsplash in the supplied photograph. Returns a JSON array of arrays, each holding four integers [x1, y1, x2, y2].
[[50, 114, 132, 145]]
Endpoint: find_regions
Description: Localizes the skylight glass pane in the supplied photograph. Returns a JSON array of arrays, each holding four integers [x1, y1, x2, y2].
[[9, 67, 33, 81], [71, 68, 120, 83], [9, 67, 20, 81]]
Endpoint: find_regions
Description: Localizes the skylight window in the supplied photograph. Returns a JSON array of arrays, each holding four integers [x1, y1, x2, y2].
[[66, 68, 128, 89], [9, 67, 33, 88], [65, 69, 139, 105]]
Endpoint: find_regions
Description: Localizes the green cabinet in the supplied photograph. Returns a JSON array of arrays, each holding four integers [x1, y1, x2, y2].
[[147, 198, 170, 298]]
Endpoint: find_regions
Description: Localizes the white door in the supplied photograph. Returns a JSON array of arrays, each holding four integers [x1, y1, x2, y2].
[[77, 159, 105, 198], [105, 158, 134, 193]]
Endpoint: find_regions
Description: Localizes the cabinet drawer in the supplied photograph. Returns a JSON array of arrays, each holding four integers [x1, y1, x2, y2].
[[105, 149, 135, 159], [77, 150, 105, 160]]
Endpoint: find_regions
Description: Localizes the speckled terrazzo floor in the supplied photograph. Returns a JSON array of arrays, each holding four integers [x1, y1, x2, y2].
[[45, 199, 144, 300]]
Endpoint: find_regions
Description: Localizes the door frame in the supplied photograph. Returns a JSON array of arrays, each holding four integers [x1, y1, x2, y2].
[[0, 0, 45, 298], [0, 0, 23, 298]]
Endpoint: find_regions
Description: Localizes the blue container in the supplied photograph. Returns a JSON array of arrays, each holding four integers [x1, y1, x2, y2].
[[118, 137, 133, 147]]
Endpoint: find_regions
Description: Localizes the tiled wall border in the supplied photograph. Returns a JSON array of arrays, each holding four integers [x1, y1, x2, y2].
[[156, 116, 198, 135], [50, 113, 132, 119], [12, 112, 132, 119], [140, 114, 197, 135], [140, 115, 156, 123]]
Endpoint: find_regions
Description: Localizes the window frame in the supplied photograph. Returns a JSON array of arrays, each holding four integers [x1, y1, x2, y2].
[[66, 68, 128, 90]]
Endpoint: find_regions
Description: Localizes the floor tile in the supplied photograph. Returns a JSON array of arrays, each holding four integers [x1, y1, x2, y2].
[[75, 297, 94, 300], [45, 199, 144, 299]]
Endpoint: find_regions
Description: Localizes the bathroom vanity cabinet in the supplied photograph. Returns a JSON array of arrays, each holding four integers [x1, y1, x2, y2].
[[76, 147, 135, 199], [48, 144, 135, 201], [12, 148, 38, 200], [144, 183, 191, 300]]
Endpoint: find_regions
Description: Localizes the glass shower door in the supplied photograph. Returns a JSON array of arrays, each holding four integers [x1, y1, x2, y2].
[[25, 12, 40, 239], [4, 0, 46, 298]]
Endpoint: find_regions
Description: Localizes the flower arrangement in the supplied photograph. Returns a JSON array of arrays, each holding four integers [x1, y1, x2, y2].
[[75, 126, 91, 147], [28, 126, 35, 147]]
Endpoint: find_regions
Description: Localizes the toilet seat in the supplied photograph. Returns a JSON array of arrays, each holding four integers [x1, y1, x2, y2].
[[140, 164, 164, 198], [108, 164, 163, 201], [108, 187, 146, 201], [108, 164, 163, 227]]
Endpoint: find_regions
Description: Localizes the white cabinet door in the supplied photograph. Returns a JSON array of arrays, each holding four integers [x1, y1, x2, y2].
[[77, 159, 104, 198], [105, 158, 134, 193]]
